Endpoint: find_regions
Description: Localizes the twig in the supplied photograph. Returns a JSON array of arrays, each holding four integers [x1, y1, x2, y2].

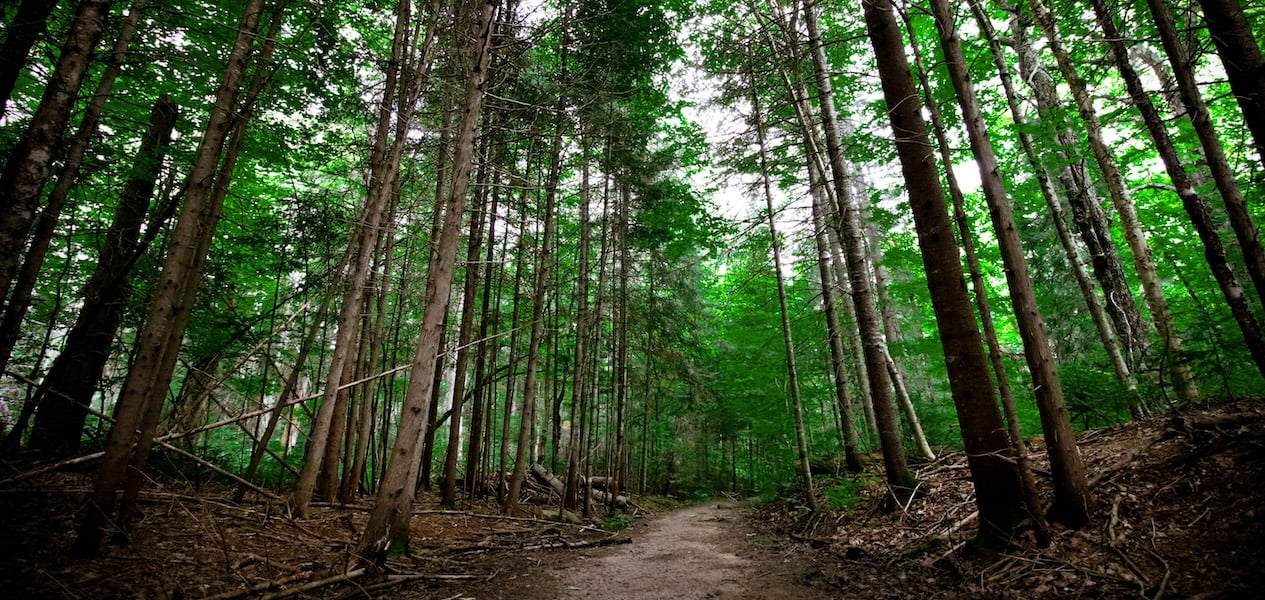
[[259, 569, 366, 600]]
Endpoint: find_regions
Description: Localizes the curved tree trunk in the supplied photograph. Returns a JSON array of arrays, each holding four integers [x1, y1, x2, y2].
[[1146, 0, 1265, 309], [748, 62, 816, 508]]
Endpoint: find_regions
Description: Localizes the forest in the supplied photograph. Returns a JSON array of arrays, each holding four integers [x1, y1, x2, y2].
[[1, 0, 1263, 597]]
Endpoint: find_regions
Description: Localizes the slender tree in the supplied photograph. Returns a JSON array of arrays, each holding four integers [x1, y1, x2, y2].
[[355, 0, 497, 563], [26, 96, 178, 457], [72, 0, 270, 557], [930, 0, 1094, 528], [802, 0, 914, 497]]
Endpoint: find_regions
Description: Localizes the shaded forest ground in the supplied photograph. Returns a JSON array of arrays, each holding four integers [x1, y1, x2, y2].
[[1, 400, 1262, 599]]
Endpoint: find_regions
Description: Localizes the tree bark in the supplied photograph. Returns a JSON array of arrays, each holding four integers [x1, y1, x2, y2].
[[803, 0, 914, 498], [1094, 0, 1265, 379], [354, 0, 496, 564], [0, 0, 59, 115], [862, 0, 1025, 543], [1194, 0, 1265, 168], [72, 0, 268, 558], [291, 0, 435, 516], [0, 0, 111, 313]]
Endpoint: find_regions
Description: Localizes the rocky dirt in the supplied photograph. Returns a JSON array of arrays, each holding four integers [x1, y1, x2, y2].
[[0, 400, 1262, 599]]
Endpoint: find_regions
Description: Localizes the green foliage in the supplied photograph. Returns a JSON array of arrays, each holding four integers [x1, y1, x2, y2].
[[820, 474, 873, 511]]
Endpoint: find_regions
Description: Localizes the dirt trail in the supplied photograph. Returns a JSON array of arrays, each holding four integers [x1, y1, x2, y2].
[[540, 502, 828, 599]]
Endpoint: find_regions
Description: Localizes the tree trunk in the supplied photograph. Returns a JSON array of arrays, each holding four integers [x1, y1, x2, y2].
[[1029, 0, 1200, 403], [808, 159, 863, 471], [1147, 0, 1265, 309], [1006, 5, 1148, 372], [912, 1, 1051, 543], [804, 0, 914, 497], [0, 0, 148, 376], [507, 96, 566, 513], [967, 0, 1136, 401], [439, 134, 493, 506], [25, 96, 178, 457], [749, 63, 816, 508], [72, 0, 269, 558], [1095, 0, 1265, 379], [0, 0, 59, 115], [291, 0, 434, 516], [0, 0, 111, 313], [931, 0, 1094, 528], [354, 0, 496, 564], [1194, 0, 1265, 168], [862, 0, 1025, 543]]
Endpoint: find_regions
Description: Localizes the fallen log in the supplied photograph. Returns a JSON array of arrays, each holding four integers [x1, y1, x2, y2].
[[529, 463, 630, 509]]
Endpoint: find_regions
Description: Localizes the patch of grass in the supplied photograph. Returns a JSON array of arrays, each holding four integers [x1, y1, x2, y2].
[[601, 511, 634, 531]]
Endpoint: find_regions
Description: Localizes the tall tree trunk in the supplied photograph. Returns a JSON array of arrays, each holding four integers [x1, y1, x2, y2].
[[564, 134, 594, 510], [291, 0, 434, 516], [507, 89, 566, 513], [1194, 0, 1265, 168], [0, 0, 111, 314], [0, 0, 59, 115], [1006, 5, 1148, 371], [748, 65, 816, 508], [910, 1, 1051, 543], [72, 0, 269, 558], [464, 150, 504, 501], [807, 158, 863, 471], [440, 135, 492, 506], [25, 96, 178, 457], [1028, 0, 1200, 403], [1147, 0, 1265, 308], [0, 0, 147, 376], [931, 0, 1094, 528], [803, 0, 914, 496], [861, 0, 1025, 543], [967, 0, 1136, 400], [1094, 0, 1265, 379], [354, 0, 496, 564]]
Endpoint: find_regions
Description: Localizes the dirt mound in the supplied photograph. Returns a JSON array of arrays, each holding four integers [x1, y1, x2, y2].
[[753, 400, 1265, 598]]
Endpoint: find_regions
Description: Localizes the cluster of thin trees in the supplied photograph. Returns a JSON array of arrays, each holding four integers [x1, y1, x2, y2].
[[0, 0, 1262, 565]]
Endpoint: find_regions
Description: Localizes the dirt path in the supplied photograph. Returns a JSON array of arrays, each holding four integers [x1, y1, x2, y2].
[[538, 502, 829, 599]]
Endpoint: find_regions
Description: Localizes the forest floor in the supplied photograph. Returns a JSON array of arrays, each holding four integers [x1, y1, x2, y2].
[[0, 399, 1262, 599]]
